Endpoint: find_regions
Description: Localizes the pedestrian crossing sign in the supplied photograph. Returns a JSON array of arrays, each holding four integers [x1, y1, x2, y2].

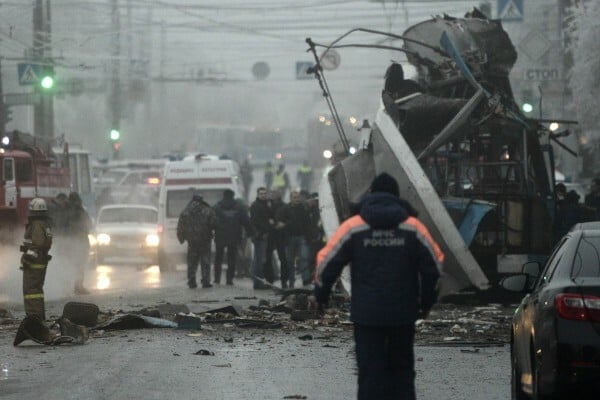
[[498, 0, 524, 22], [18, 63, 42, 86]]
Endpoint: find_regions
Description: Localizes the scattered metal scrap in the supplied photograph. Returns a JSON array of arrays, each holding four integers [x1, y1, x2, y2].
[[13, 315, 88, 346], [415, 303, 512, 345], [93, 314, 177, 330]]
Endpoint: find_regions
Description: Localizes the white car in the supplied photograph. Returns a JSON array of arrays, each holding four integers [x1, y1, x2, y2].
[[93, 204, 160, 267]]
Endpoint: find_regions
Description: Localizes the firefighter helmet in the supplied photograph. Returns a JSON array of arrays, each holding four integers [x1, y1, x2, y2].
[[28, 198, 48, 217]]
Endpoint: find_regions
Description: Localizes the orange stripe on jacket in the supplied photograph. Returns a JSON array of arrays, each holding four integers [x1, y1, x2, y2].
[[403, 216, 445, 264], [315, 215, 367, 281]]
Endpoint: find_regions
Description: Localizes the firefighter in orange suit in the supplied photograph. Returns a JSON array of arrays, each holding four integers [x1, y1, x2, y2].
[[20, 198, 53, 320]]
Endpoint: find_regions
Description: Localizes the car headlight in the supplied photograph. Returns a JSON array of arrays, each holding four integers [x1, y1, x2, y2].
[[88, 234, 98, 247], [145, 234, 160, 247], [97, 233, 111, 246]]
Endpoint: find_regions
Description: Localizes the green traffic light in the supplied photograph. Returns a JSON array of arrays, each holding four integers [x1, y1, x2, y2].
[[40, 76, 54, 89], [110, 129, 120, 141], [522, 103, 533, 113]]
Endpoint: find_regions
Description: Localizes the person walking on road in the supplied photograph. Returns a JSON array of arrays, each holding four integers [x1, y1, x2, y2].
[[272, 164, 290, 199], [278, 190, 311, 287], [249, 187, 273, 289], [310, 172, 444, 400], [305, 192, 325, 282], [177, 192, 217, 288], [213, 189, 253, 285], [240, 159, 254, 203], [65, 192, 92, 295], [265, 188, 289, 287], [20, 198, 53, 320]]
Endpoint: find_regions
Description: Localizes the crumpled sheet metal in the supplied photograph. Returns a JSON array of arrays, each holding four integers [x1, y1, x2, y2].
[[93, 314, 177, 330], [13, 315, 88, 346], [324, 109, 489, 296], [402, 16, 517, 81]]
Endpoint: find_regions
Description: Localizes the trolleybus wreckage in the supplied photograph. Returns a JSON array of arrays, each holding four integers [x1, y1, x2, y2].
[[309, 9, 576, 298]]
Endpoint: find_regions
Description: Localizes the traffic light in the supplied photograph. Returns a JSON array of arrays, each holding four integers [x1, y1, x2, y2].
[[0, 104, 12, 128], [110, 129, 120, 141], [109, 128, 121, 159], [39, 65, 55, 90], [520, 89, 537, 114]]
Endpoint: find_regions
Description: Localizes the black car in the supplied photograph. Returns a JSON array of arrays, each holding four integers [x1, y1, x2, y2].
[[502, 228, 600, 399]]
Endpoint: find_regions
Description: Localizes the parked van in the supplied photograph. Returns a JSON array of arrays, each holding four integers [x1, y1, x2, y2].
[[157, 154, 245, 272]]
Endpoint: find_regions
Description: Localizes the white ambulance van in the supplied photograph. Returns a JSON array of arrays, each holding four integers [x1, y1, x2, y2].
[[157, 154, 244, 271]]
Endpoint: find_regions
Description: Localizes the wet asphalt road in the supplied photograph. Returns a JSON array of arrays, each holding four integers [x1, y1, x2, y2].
[[0, 260, 510, 400]]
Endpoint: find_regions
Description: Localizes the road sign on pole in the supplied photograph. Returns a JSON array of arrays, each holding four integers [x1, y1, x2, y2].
[[17, 63, 42, 85], [498, 0, 524, 22], [296, 61, 313, 80]]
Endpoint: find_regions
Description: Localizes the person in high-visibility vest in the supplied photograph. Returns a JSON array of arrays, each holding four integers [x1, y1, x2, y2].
[[272, 164, 290, 198], [296, 160, 314, 193], [20, 198, 53, 320]]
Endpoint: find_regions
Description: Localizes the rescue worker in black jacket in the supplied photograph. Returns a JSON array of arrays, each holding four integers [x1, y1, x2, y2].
[[177, 193, 217, 288], [311, 173, 443, 400], [213, 189, 253, 285]]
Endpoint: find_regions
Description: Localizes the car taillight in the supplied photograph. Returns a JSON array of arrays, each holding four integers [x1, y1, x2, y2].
[[555, 293, 600, 322]]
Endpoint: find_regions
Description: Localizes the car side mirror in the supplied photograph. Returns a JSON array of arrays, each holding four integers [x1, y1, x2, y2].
[[522, 261, 541, 278], [500, 274, 530, 293]]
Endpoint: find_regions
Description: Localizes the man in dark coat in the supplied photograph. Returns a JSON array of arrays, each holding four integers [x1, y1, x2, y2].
[[311, 173, 443, 400], [278, 190, 311, 287], [266, 188, 289, 287], [213, 189, 253, 285], [249, 187, 274, 289], [305, 192, 325, 284], [177, 193, 217, 288]]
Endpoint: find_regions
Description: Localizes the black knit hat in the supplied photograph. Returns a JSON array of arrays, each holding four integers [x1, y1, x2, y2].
[[370, 172, 399, 196]]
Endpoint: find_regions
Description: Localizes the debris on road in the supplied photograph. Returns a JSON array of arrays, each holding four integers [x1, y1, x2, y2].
[[13, 315, 88, 346], [175, 313, 202, 330], [61, 302, 99, 327], [194, 349, 214, 356], [93, 314, 177, 330]]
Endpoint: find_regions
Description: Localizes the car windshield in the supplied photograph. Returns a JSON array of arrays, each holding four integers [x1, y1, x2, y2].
[[166, 189, 222, 218], [99, 207, 158, 224], [572, 235, 600, 278], [99, 170, 127, 185]]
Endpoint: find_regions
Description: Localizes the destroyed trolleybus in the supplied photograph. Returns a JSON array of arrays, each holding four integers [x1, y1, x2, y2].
[[313, 11, 559, 295]]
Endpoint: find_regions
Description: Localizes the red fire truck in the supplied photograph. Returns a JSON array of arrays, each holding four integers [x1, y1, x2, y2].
[[0, 131, 70, 228]]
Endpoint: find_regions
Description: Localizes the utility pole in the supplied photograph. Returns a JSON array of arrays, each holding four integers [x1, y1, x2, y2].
[[44, 0, 54, 139], [32, 0, 54, 140], [0, 59, 9, 136], [33, 0, 45, 138], [110, 0, 121, 159], [142, 4, 155, 155]]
